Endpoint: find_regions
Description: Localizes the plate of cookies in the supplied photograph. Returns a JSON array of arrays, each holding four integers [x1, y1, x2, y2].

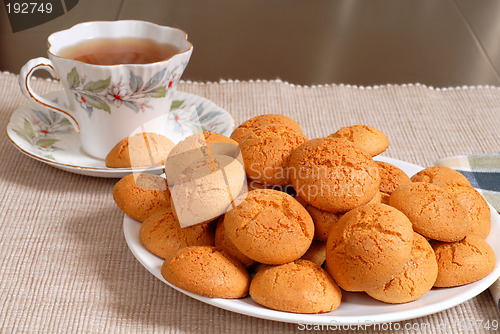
[[117, 115, 500, 325], [7, 90, 234, 178]]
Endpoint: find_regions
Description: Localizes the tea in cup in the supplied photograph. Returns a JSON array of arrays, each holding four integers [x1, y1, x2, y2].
[[19, 20, 193, 160]]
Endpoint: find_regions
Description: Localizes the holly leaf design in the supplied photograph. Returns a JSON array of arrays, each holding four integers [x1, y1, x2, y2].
[[129, 71, 143, 93], [124, 101, 141, 112], [83, 77, 111, 93], [145, 68, 166, 91], [59, 118, 72, 127], [12, 129, 30, 143], [150, 86, 166, 98], [81, 94, 111, 113], [36, 138, 60, 147], [67, 67, 80, 88], [32, 109, 51, 125], [23, 118, 36, 139], [170, 100, 184, 110], [198, 111, 223, 123]]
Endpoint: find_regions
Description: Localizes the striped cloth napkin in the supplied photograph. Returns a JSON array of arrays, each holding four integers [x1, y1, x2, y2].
[[436, 153, 500, 310]]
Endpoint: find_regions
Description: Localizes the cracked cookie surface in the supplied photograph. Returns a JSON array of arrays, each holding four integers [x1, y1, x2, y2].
[[389, 182, 469, 242], [432, 235, 496, 287], [328, 124, 389, 157], [113, 173, 170, 223], [249, 259, 341, 313], [230, 114, 303, 143], [325, 203, 414, 292], [161, 246, 250, 298], [224, 189, 314, 265], [290, 137, 380, 213], [139, 207, 214, 259], [365, 232, 438, 303], [239, 124, 308, 186]]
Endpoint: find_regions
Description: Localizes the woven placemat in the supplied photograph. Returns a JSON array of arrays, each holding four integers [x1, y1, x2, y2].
[[0, 72, 499, 333]]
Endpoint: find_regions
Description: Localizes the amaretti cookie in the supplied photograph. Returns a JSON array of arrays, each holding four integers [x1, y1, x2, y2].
[[389, 182, 469, 242], [328, 124, 389, 157], [434, 182, 491, 239], [296, 196, 342, 241], [214, 216, 256, 268], [230, 114, 303, 143], [165, 132, 239, 185], [325, 203, 414, 292], [170, 154, 246, 227], [139, 207, 214, 259], [410, 166, 471, 186], [365, 233, 438, 304], [289, 137, 380, 213], [249, 259, 342, 314], [247, 180, 297, 197], [161, 246, 250, 298], [376, 161, 412, 204], [224, 189, 314, 265], [432, 235, 496, 287], [239, 124, 308, 186], [113, 173, 170, 222], [105, 132, 175, 168], [300, 239, 327, 267]]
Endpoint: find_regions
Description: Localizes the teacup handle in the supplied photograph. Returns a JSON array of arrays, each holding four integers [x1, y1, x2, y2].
[[19, 57, 80, 133]]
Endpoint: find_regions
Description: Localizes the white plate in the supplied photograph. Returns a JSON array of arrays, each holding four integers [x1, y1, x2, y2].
[[6, 90, 234, 178], [123, 156, 500, 325]]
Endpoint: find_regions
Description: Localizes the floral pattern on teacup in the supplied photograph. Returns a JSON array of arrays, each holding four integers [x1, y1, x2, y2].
[[8, 90, 233, 174], [66, 65, 184, 117], [12, 100, 74, 160]]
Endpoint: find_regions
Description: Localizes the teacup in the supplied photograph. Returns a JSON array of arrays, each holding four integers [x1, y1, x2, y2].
[[19, 20, 193, 160]]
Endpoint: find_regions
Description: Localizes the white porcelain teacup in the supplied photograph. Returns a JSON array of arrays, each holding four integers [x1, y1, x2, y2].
[[19, 20, 193, 160]]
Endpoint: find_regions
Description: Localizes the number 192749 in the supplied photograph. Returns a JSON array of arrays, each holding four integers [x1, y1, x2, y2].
[[6, 2, 53, 14]]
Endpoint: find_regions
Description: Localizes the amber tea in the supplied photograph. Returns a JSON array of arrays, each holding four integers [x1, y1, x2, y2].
[[58, 37, 181, 65]]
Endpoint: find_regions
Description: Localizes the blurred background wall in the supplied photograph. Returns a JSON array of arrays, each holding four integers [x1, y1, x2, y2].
[[1, 0, 500, 86]]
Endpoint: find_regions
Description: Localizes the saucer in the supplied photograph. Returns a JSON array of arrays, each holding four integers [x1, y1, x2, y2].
[[6, 90, 234, 178]]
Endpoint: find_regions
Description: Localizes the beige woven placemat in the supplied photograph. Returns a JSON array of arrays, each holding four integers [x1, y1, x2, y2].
[[0, 71, 499, 333]]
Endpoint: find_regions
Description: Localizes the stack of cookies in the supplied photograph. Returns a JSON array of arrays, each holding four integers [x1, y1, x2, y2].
[[112, 114, 496, 314]]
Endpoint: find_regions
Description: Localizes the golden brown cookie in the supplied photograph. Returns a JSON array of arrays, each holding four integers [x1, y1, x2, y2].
[[289, 137, 380, 213], [367, 189, 382, 204], [214, 216, 256, 268], [410, 166, 471, 186], [230, 114, 303, 143], [139, 207, 215, 259], [433, 182, 491, 239], [239, 124, 308, 186], [433, 236, 496, 287], [105, 132, 175, 168], [170, 154, 246, 227], [224, 189, 314, 265], [249, 259, 342, 313], [325, 203, 414, 292], [328, 124, 389, 157], [296, 196, 342, 241], [300, 239, 327, 267], [113, 173, 170, 222], [365, 233, 438, 304], [165, 132, 239, 185], [161, 246, 250, 298], [389, 182, 470, 242], [247, 180, 297, 197], [376, 161, 412, 205]]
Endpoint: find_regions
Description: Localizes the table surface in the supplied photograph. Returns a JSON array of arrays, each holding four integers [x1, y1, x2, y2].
[[2, 0, 500, 87], [1, 71, 499, 333]]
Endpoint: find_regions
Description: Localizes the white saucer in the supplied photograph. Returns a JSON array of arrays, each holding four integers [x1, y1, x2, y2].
[[6, 90, 234, 178]]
